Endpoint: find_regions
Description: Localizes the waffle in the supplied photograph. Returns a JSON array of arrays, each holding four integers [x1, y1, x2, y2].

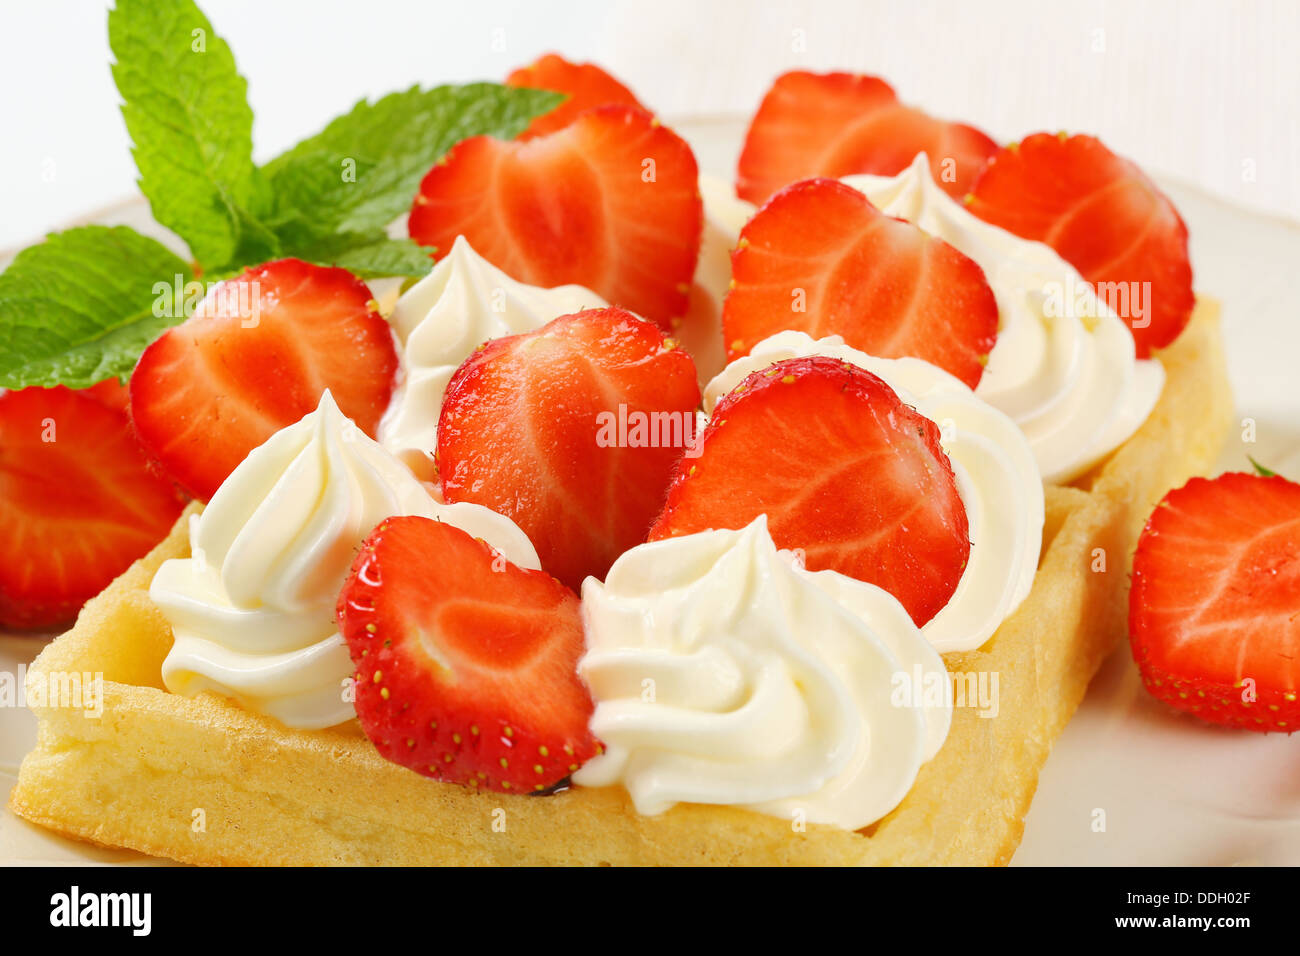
[[8, 300, 1231, 865]]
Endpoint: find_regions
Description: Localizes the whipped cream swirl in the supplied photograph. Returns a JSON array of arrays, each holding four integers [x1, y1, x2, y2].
[[378, 235, 607, 480], [574, 516, 952, 831], [153, 391, 539, 729], [842, 154, 1164, 484], [705, 331, 1042, 653]]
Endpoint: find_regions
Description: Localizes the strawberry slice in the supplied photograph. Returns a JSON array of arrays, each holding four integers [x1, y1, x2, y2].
[[648, 355, 969, 627], [506, 53, 645, 140], [408, 105, 702, 327], [337, 515, 599, 793], [966, 133, 1194, 357], [722, 178, 998, 389], [438, 307, 700, 591], [1129, 472, 1300, 732], [0, 384, 186, 630], [736, 70, 998, 205], [129, 258, 399, 502]]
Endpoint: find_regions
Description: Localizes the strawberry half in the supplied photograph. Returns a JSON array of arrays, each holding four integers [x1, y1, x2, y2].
[[129, 258, 399, 502], [337, 515, 599, 793], [648, 355, 970, 627], [736, 70, 998, 205], [506, 53, 645, 140], [722, 178, 998, 389], [966, 132, 1194, 357], [438, 307, 700, 591], [0, 384, 186, 630], [408, 105, 702, 327], [1129, 472, 1300, 732]]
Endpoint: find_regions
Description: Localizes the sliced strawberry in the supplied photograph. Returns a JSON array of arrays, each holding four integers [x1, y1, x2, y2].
[[82, 378, 130, 414], [966, 132, 1194, 357], [129, 258, 399, 502], [506, 53, 646, 140], [337, 515, 599, 793], [648, 355, 969, 627], [438, 307, 700, 591], [0, 385, 186, 630], [1129, 472, 1300, 732], [409, 105, 702, 327], [736, 70, 998, 205], [722, 178, 998, 388]]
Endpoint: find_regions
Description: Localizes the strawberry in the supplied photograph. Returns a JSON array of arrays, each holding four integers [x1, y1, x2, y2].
[[722, 178, 998, 389], [438, 307, 700, 592], [337, 515, 599, 793], [408, 105, 702, 327], [965, 133, 1194, 357], [1129, 472, 1300, 732], [129, 258, 399, 502], [736, 70, 998, 205], [0, 384, 186, 630], [81, 378, 130, 414], [648, 355, 969, 627], [506, 53, 646, 140]]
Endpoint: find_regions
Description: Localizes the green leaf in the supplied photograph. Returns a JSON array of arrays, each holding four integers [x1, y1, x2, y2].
[[0, 226, 194, 389], [1249, 456, 1279, 478], [263, 83, 562, 239], [109, 0, 270, 269], [294, 231, 434, 280]]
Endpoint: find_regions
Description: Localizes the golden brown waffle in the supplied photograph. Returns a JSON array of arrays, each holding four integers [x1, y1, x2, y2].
[[9, 300, 1231, 865]]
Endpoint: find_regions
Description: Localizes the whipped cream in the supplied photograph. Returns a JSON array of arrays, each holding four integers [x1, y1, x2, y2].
[[680, 176, 756, 383], [841, 154, 1164, 484], [378, 235, 607, 481], [705, 331, 1042, 653], [153, 391, 540, 729], [574, 516, 951, 830]]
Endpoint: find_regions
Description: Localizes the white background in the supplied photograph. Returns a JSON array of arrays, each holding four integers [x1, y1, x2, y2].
[[1, 0, 1297, 249]]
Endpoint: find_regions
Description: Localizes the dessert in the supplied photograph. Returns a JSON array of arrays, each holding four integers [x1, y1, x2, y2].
[[3, 5, 1240, 867]]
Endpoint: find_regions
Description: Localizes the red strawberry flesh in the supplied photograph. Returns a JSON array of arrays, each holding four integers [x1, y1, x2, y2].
[[337, 515, 599, 793], [736, 70, 998, 205], [409, 105, 702, 327], [0, 385, 186, 630], [506, 53, 646, 140], [128, 258, 399, 502], [966, 132, 1194, 357], [648, 355, 970, 626], [1130, 472, 1300, 731], [438, 307, 700, 591], [722, 177, 998, 389]]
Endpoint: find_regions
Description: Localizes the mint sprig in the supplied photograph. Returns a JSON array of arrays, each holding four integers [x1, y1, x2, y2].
[[0, 227, 193, 389], [0, 0, 564, 393], [109, 0, 271, 270], [263, 83, 561, 240]]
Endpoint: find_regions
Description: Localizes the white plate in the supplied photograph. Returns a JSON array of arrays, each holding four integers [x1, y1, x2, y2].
[[3, 116, 1299, 866]]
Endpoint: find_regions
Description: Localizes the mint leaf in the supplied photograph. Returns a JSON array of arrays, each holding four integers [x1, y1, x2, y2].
[[0, 227, 193, 389], [109, 0, 270, 269], [293, 231, 435, 280], [263, 83, 562, 239]]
